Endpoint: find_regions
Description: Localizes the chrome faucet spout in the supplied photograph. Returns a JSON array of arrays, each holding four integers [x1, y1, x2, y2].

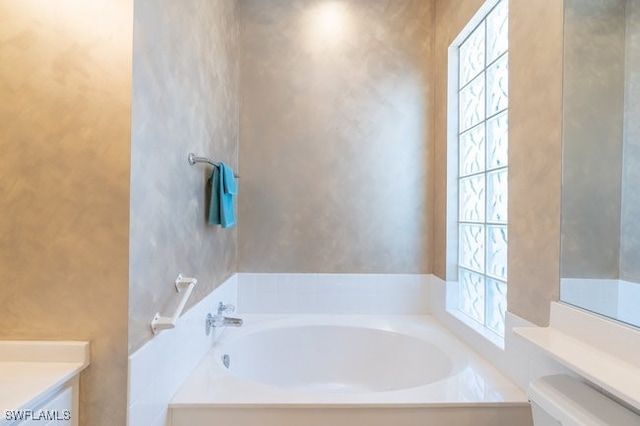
[[205, 304, 243, 335], [222, 317, 243, 327]]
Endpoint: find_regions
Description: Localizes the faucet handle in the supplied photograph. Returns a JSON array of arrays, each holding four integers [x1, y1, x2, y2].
[[218, 302, 235, 315]]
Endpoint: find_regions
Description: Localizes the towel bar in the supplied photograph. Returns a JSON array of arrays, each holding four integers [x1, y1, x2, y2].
[[188, 153, 240, 178], [151, 274, 197, 334]]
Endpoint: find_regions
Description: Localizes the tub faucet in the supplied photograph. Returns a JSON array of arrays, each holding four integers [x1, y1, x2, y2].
[[206, 302, 243, 335]]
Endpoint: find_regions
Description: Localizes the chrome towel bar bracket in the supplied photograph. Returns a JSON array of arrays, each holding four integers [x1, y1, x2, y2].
[[188, 153, 239, 178]]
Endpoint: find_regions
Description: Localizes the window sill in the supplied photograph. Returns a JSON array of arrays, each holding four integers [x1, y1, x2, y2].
[[446, 307, 505, 350], [441, 278, 505, 350]]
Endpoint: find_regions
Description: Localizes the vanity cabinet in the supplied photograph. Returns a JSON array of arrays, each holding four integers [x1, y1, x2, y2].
[[10, 379, 76, 426], [0, 342, 89, 426]]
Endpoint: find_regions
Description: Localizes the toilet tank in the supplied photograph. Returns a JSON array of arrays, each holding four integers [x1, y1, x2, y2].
[[528, 375, 640, 426]]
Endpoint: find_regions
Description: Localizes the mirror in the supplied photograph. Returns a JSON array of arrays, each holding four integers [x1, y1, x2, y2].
[[560, 0, 640, 328]]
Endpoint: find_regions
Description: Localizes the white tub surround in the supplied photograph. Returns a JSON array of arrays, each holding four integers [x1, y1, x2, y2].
[[237, 273, 430, 315], [128, 273, 428, 426], [134, 273, 565, 426], [514, 302, 640, 412], [127, 274, 237, 426], [170, 315, 531, 426], [0, 340, 89, 426]]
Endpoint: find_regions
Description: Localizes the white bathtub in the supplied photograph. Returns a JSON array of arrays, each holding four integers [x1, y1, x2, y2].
[[170, 315, 532, 426]]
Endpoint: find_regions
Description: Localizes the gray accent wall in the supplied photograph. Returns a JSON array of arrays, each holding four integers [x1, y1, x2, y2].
[[129, 0, 240, 353], [237, 0, 434, 273]]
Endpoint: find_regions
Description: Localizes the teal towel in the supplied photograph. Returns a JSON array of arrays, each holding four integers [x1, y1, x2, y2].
[[219, 162, 237, 228], [208, 162, 237, 228], [208, 166, 221, 225]]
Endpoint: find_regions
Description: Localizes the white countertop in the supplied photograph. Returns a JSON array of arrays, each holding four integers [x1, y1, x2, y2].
[[514, 326, 640, 410], [514, 303, 640, 413], [0, 341, 90, 424]]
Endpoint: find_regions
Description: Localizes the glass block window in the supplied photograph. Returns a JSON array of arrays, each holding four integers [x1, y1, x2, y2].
[[457, 0, 508, 337]]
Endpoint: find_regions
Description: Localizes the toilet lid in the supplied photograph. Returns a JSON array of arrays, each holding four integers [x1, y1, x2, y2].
[[528, 375, 640, 426]]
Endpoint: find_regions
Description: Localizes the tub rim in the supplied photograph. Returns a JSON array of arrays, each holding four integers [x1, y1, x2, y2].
[[170, 314, 529, 408]]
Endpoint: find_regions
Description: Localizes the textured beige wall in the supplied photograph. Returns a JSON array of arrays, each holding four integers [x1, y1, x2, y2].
[[434, 0, 564, 326], [238, 0, 434, 273], [508, 0, 564, 326], [561, 0, 625, 279], [433, 0, 485, 280], [0, 1, 132, 425], [129, 0, 239, 353]]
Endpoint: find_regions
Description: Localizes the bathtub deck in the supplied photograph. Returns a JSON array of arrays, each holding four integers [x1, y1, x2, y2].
[[170, 315, 532, 426]]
